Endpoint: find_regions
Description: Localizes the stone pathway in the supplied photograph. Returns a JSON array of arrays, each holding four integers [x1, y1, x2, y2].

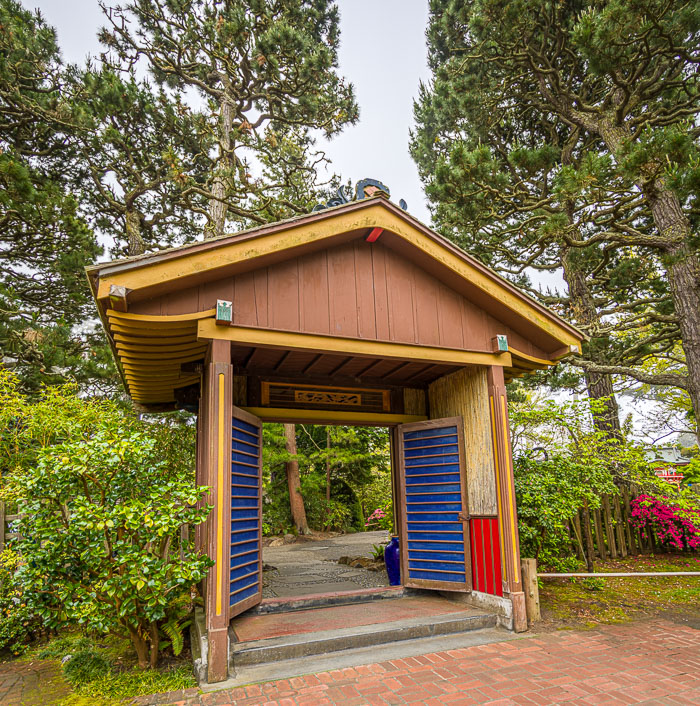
[[263, 531, 391, 598], [135, 620, 700, 705], [0, 659, 71, 706]]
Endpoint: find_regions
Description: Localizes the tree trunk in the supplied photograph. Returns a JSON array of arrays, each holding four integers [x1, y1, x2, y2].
[[562, 248, 621, 436], [149, 622, 159, 669], [598, 119, 699, 439], [284, 423, 309, 534], [125, 206, 145, 256], [206, 97, 233, 240], [128, 626, 150, 669]]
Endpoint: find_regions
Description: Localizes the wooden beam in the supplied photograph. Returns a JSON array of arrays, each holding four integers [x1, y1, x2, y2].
[[241, 407, 427, 426], [366, 227, 383, 242], [197, 320, 513, 369]]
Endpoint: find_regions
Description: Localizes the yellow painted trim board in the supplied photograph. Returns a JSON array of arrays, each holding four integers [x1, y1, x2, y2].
[[197, 320, 512, 368], [97, 204, 579, 346], [108, 308, 216, 323], [216, 373, 224, 616], [508, 347, 553, 367], [490, 395, 507, 576], [500, 394, 519, 584], [242, 407, 427, 425]]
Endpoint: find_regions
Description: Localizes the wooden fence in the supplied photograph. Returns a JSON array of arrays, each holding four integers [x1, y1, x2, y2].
[[0, 502, 21, 553], [569, 488, 665, 570]]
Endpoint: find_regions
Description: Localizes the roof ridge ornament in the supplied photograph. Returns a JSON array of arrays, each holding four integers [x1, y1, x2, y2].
[[312, 178, 408, 212]]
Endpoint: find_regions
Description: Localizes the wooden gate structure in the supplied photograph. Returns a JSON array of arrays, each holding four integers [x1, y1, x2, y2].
[[88, 195, 583, 682]]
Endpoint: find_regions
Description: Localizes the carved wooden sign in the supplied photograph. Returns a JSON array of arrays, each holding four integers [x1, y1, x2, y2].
[[294, 390, 361, 406], [261, 382, 390, 412]]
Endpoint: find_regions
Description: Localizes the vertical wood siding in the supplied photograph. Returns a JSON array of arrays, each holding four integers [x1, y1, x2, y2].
[[132, 242, 553, 362], [470, 517, 503, 596], [230, 414, 262, 613], [428, 368, 498, 516]]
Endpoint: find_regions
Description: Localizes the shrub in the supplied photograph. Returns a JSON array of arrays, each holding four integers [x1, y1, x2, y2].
[[630, 494, 700, 550], [365, 503, 393, 531], [0, 549, 42, 655]]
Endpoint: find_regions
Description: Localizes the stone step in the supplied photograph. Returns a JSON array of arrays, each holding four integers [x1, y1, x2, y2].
[[251, 585, 406, 615], [230, 606, 496, 668]]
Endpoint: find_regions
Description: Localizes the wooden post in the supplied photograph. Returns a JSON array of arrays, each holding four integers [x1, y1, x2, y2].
[[581, 500, 595, 572], [613, 496, 627, 557], [521, 558, 541, 625], [571, 512, 586, 560], [602, 494, 618, 559], [622, 487, 637, 555], [487, 366, 527, 633], [200, 339, 233, 683], [593, 508, 608, 561]]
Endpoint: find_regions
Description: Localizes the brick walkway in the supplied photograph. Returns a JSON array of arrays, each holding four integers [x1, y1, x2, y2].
[[136, 620, 700, 706], [0, 659, 71, 706]]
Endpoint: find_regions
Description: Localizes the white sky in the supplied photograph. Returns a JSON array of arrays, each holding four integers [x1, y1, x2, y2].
[[31, 0, 433, 223]]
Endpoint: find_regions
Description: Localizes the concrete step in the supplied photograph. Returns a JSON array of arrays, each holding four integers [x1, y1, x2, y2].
[[251, 585, 405, 614], [230, 606, 496, 668]]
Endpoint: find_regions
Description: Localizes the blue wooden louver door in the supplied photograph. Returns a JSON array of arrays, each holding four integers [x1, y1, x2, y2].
[[230, 407, 263, 617], [397, 417, 472, 592]]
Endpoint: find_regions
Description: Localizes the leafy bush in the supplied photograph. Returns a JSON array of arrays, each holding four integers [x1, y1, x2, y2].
[[0, 371, 212, 669], [37, 635, 93, 659], [0, 548, 42, 655], [630, 494, 700, 550], [514, 453, 617, 567], [63, 649, 112, 685], [365, 503, 393, 531]]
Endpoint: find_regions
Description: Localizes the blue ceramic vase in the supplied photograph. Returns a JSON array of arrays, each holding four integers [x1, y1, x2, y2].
[[384, 535, 401, 586]]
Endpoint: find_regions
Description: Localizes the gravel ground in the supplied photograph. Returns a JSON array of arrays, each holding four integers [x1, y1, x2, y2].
[[262, 530, 391, 598]]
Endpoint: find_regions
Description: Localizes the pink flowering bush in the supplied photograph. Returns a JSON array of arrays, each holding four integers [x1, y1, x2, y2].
[[630, 494, 700, 550], [365, 503, 393, 531]]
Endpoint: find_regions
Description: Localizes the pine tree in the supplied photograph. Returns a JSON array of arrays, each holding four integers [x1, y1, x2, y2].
[[413, 0, 700, 432], [0, 0, 102, 389], [69, 66, 212, 257], [99, 0, 358, 239]]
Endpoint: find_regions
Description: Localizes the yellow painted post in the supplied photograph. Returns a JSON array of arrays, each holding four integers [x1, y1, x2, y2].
[[487, 365, 527, 632], [202, 339, 232, 683]]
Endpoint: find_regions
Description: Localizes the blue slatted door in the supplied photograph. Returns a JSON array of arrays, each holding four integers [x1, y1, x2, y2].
[[398, 418, 472, 592], [230, 407, 263, 617]]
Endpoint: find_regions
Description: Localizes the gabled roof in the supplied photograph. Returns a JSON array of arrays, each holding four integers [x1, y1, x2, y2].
[[87, 197, 584, 407]]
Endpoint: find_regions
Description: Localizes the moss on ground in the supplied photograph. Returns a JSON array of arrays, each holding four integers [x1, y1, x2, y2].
[[20, 630, 197, 704], [539, 553, 700, 629]]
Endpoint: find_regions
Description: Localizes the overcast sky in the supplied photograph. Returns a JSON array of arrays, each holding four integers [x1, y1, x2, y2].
[[31, 0, 433, 223]]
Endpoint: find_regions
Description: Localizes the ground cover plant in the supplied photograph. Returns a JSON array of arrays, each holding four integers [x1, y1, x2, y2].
[[539, 554, 700, 629]]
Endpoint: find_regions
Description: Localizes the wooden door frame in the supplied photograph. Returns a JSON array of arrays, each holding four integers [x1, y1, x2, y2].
[[396, 416, 473, 592]]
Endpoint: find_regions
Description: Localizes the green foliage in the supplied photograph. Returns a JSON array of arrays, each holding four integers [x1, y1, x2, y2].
[[0, 369, 210, 668], [0, 0, 104, 391], [0, 548, 42, 655], [370, 544, 386, 562], [63, 650, 112, 685], [413, 0, 700, 414], [261, 423, 391, 534], [75, 665, 195, 701], [514, 454, 617, 566], [580, 577, 606, 592]]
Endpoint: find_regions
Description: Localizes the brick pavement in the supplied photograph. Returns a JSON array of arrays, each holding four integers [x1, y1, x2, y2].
[[0, 659, 71, 705], [135, 620, 700, 705]]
